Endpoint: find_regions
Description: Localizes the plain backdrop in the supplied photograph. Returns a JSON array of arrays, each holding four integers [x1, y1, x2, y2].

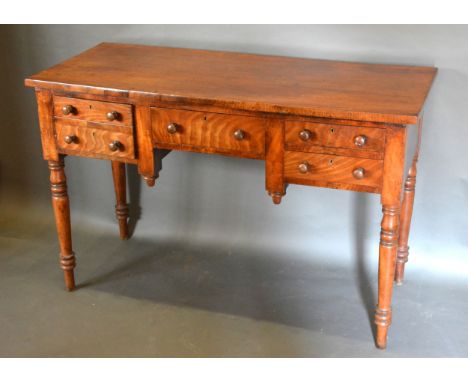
[[1, 25, 467, 281]]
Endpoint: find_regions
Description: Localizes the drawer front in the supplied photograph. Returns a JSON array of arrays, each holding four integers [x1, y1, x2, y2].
[[55, 119, 135, 160], [285, 121, 385, 153], [54, 96, 133, 127], [151, 108, 266, 158], [284, 151, 383, 192]]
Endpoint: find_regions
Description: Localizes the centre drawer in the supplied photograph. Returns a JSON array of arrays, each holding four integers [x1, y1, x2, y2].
[[151, 108, 266, 159]]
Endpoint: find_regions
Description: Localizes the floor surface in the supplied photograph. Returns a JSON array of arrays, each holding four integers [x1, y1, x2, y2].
[[1, 213, 467, 357]]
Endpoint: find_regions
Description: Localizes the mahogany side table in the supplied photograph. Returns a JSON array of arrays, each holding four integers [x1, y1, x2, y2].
[[25, 43, 437, 349]]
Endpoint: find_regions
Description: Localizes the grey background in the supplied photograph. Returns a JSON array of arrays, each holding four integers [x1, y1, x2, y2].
[[1, 25, 467, 356]]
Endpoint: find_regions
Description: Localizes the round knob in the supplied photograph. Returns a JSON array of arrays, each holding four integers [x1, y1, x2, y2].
[[298, 162, 310, 174], [106, 111, 120, 121], [299, 129, 312, 141], [354, 135, 367, 148], [62, 105, 74, 115], [352, 167, 365, 179], [64, 135, 77, 144], [109, 140, 123, 152], [233, 129, 245, 141], [167, 123, 178, 134]]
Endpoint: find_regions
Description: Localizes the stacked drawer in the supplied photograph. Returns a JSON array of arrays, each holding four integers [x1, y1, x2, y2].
[[284, 120, 385, 192], [53, 96, 135, 161]]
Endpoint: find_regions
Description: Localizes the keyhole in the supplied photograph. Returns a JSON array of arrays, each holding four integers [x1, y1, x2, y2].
[[329, 159, 334, 165], [330, 128, 335, 133]]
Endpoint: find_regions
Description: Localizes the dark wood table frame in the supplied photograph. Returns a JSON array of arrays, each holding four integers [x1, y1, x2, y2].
[[25, 43, 437, 349]]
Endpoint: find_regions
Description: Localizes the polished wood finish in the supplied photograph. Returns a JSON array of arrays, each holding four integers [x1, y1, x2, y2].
[[285, 121, 385, 155], [36, 89, 59, 161], [284, 151, 383, 193], [395, 118, 423, 284], [111, 161, 129, 240], [26, 42, 436, 124], [48, 157, 75, 291], [152, 108, 266, 159], [55, 119, 135, 160], [54, 95, 133, 126], [265, 118, 286, 204], [26, 43, 437, 350], [395, 162, 417, 285], [375, 126, 407, 349], [135, 105, 156, 186]]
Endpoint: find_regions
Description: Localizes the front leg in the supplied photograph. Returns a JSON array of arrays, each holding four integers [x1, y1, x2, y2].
[[48, 157, 76, 291], [111, 161, 129, 240], [374, 125, 406, 349], [375, 204, 400, 349]]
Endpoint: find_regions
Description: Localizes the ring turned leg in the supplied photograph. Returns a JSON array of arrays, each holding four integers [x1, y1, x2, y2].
[[375, 204, 400, 349], [48, 157, 76, 291], [111, 161, 129, 240], [395, 161, 417, 285]]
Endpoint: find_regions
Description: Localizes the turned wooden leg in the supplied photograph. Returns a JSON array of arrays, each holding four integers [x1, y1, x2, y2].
[[111, 161, 129, 240], [395, 161, 417, 285], [375, 204, 400, 349], [48, 157, 76, 291]]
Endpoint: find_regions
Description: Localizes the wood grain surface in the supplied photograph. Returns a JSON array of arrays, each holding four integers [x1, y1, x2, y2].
[[285, 121, 385, 154], [284, 151, 383, 193], [152, 107, 266, 158], [55, 119, 135, 160], [25, 43, 437, 124], [54, 95, 133, 126]]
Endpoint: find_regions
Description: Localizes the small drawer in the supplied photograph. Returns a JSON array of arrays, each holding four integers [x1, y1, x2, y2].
[[285, 121, 385, 153], [54, 96, 133, 127], [55, 119, 135, 160], [151, 108, 266, 159], [284, 151, 383, 192]]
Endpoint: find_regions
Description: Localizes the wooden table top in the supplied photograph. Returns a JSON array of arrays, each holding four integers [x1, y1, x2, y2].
[[25, 42, 437, 124]]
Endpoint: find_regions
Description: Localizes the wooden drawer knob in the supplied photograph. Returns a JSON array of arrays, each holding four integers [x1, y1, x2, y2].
[[352, 167, 365, 179], [298, 162, 310, 174], [167, 123, 178, 134], [299, 129, 312, 141], [109, 140, 123, 152], [354, 135, 367, 148], [64, 135, 77, 144], [106, 111, 120, 121], [233, 129, 245, 140], [62, 105, 75, 115]]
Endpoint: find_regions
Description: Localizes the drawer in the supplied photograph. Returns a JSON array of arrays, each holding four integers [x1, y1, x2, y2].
[[284, 151, 383, 192], [55, 119, 135, 160], [285, 121, 385, 153], [54, 96, 133, 127], [151, 108, 266, 159]]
